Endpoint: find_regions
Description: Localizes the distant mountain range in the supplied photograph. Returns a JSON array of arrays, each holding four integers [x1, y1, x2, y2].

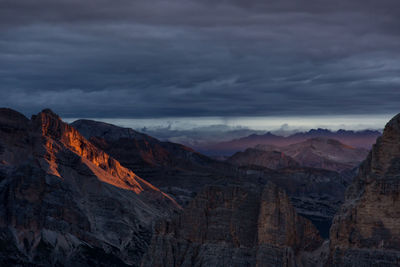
[[231, 137, 369, 172], [197, 128, 381, 156]]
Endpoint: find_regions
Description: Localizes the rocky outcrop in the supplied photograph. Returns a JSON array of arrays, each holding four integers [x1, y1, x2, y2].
[[237, 166, 351, 239], [0, 108, 179, 266], [227, 148, 300, 170], [329, 113, 400, 266], [141, 182, 323, 267]]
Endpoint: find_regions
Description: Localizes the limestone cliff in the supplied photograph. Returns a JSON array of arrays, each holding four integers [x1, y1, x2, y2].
[[329, 113, 400, 266]]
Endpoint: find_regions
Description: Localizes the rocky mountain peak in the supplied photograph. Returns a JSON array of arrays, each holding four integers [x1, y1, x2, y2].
[[0, 108, 180, 266], [31, 108, 68, 139], [365, 112, 400, 179], [258, 182, 322, 252]]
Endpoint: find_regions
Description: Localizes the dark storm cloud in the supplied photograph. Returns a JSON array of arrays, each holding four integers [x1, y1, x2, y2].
[[1, 0, 400, 118]]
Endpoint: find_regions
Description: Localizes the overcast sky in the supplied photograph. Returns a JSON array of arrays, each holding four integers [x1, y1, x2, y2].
[[1, 0, 400, 120]]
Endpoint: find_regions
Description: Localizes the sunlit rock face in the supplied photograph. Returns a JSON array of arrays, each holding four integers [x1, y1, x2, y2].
[[141, 182, 323, 267], [0, 108, 179, 266], [329, 113, 400, 266], [71, 119, 235, 206]]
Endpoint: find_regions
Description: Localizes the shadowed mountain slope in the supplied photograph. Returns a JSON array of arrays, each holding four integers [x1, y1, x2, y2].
[[227, 148, 300, 170]]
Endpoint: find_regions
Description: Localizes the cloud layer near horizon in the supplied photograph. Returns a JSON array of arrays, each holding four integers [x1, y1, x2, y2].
[[1, 0, 400, 118]]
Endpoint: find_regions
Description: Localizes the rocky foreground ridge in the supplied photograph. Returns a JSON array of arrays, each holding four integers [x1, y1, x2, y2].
[[0, 108, 179, 266]]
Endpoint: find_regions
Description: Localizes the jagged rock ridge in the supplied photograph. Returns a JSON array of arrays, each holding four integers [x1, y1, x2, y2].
[[71, 119, 235, 206]]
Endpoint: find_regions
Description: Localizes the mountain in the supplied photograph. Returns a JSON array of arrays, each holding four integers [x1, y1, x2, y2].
[[0, 109, 179, 266], [140, 112, 400, 266], [255, 137, 369, 172], [71, 119, 235, 205], [72, 119, 353, 239], [226, 138, 366, 235], [329, 113, 400, 265], [1, 107, 397, 266], [142, 182, 323, 267], [227, 148, 300, 169], [199, 129, 381, 156]]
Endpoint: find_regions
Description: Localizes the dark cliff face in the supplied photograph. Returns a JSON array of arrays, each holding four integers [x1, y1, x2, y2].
[[0, 109, 179, 266], [141, 182, 323, 267], [329, 113, 400, 266], [237, 166, 351, 239], [71, 119, 235, 206]]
